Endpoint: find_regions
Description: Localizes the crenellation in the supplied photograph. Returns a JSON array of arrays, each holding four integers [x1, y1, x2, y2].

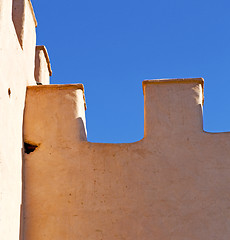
[[27, 0, 37, 27], [143, 78, 204, 138], [35, 46, 52, 85], [24, 84, 87, 145], [12, 0, 37, 49], [1, 1, 230, 240]]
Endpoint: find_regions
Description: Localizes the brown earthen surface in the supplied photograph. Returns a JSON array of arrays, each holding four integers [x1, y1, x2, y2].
[[23, 79, 230, 240], [1, 1, 230, 240]]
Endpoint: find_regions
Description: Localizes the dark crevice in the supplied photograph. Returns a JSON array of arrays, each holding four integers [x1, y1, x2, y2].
[[8, 88, 11, 97], [24, 142, 39, 154]]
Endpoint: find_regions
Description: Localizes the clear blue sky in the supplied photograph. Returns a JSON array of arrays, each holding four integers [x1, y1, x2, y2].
[[33, 0, 230, 143]]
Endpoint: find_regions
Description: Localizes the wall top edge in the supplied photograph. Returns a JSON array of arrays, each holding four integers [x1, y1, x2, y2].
[[36, 45, 52, 76], [27, 84, 84, 90], [27, 84, 87, 110], [142, 78, 204, 105], [28, 0, 37, 27], [143, 78, 204, 86]]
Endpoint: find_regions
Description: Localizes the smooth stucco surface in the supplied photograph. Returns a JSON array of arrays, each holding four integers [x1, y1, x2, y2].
[[35, 46, 52, 85], [0, 1, 50, 239], [23, 79, 230, 240], [1, 1, 230, 240], [0, 1, 36, 239]]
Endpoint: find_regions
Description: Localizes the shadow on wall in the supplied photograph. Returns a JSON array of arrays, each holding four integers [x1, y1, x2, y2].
[[12, 0, 24, 48], [76, 117, 87, 141]]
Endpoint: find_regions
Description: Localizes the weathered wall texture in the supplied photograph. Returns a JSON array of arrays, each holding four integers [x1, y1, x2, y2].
[[0, 1, 51, 239], [23, 78, 230, 240]]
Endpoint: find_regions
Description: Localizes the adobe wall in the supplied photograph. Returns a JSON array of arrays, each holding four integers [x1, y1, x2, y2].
[[23, 79, 230, 240], [1, 1, 229, 239], [0, 1, 51, 239]]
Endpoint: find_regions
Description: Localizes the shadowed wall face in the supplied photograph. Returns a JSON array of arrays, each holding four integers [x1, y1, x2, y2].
[[23, 79, 230, 240]]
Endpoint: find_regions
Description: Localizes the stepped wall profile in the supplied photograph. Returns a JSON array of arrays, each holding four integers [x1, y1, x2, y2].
[[0, 1, 230, 240]]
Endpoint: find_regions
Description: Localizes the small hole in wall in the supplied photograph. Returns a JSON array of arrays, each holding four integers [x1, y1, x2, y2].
[[24, 142, 39, 154], [8, 88, 11, 97]]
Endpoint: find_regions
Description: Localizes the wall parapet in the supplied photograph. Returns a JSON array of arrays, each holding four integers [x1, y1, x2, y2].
[[28, 84, 86, 109], [143, 78, 204, 138], [27, 0, 37, 27], [12, 0, 37, 49], [36, 46, 52, 76], [35, 46, 52, 85], [143, 78, 204, 105], [24, 84, 87, 147]]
